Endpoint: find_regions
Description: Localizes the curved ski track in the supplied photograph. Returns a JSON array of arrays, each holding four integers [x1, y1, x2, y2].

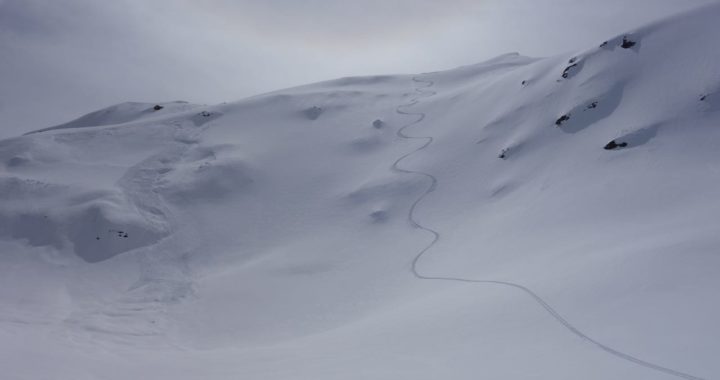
[[391, 76, 707, 380]]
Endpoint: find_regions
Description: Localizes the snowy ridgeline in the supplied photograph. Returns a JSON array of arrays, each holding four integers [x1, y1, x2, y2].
[[1, 5, 720, 380]]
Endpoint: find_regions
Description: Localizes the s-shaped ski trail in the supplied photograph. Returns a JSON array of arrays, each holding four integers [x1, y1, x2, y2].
[[391, 76, 707, 380]]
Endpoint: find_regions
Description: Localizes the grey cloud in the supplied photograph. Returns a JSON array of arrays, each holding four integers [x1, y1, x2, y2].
[[201, 0, 484, 44]]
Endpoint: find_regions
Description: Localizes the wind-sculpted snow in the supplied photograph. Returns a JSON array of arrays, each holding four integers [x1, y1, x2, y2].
[[0, 110, 222, 263], [1, 4, 720, 380]]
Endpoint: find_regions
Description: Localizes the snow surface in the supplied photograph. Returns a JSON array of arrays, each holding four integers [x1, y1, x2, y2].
[[1, 4, 720, 380]]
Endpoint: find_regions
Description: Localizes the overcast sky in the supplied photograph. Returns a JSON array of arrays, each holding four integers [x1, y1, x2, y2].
[[0, 0, 716, 137]]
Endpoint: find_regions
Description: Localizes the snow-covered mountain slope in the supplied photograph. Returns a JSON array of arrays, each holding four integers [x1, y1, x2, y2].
[[2, 4, 720, 380], [24, 101, 202, 135]]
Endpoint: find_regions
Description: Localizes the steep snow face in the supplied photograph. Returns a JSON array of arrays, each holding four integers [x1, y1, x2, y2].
[[2, 5, 720, 380]]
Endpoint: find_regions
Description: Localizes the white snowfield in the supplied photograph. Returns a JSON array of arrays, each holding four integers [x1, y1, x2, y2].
[[1, 5, 719, 380]]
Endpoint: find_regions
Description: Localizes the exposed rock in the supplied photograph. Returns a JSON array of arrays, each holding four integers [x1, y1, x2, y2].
[[555, 114, 571, 126], [561, 64, 578, 79], [604, 140, 628, 150], [621, 37, 637, 49]]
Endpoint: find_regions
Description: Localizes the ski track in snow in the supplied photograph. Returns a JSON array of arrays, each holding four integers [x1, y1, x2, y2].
[[392, 76, 707, 380]]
